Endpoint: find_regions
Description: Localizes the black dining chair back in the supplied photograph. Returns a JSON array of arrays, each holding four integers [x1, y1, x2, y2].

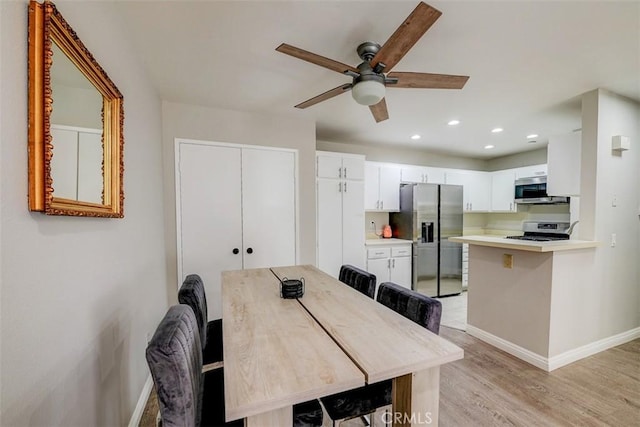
[[177, 275, 323, 426], [338, 265, 377, 299], [146, 304, 241, 427], [376, 281, 442, 334], [319, 282, 443, 426], [178, 274, 223, 365]]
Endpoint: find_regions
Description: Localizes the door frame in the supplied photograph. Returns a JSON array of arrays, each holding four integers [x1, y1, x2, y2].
[[174, 137, 300, 289]]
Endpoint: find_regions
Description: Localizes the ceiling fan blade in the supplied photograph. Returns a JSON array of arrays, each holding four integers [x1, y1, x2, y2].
[[371, 2, 442, 72], [388, 72, 469, 89], [295, 84, 352, 109], [369, 98, 389, 123], [276, 43, 359, 75]]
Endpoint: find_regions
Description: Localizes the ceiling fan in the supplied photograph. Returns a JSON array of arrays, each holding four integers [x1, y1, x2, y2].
[[276, 1, 469, 123]]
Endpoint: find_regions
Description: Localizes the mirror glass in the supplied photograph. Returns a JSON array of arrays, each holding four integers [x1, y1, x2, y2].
[[28, 0, 124, 218], [50, 41, 104, 204]]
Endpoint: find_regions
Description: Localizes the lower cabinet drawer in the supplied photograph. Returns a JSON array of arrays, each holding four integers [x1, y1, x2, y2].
[[367, 247, 391, 259], [391, 245, 412, 257]]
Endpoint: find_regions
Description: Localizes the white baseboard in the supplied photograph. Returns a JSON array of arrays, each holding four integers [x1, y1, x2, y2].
[[466, 325, 550, 371], [548, 326, 640, 371], [466, 325, 640, 372], [129, 375, 154, 427]]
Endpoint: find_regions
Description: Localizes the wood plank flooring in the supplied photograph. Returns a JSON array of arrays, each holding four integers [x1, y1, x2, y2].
[[139, 326, 640, 426]]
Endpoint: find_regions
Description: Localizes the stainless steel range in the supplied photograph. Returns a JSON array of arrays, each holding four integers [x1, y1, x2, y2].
[[505, 221, 575, 241]]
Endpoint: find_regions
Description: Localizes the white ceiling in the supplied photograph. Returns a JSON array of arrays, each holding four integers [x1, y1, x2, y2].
[[116, 0, 640, 159]]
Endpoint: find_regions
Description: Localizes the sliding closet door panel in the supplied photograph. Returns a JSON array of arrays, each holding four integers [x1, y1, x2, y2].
[[178, 143, 242, 320], [241, 148, 296, 269]]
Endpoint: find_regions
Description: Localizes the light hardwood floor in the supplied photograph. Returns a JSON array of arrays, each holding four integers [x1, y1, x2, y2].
[[140, 326, 640, 426]]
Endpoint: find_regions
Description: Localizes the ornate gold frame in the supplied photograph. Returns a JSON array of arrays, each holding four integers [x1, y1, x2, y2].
[[28, 0, 124, 217]]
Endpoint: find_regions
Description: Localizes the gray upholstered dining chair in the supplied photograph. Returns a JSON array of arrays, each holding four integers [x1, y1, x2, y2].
[[146, 304, 242, 427], [319, 282, 443, 426], [177, 275, 324, 427], [178, 274, 223, 368], [338, 265, 377, 299]]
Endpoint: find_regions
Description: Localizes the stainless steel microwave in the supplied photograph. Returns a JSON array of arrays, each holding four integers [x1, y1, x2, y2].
[[514, 176, 569, 204]]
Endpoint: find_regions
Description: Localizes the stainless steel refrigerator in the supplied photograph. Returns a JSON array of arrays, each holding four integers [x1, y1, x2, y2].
[[390, 183, 463, 297]]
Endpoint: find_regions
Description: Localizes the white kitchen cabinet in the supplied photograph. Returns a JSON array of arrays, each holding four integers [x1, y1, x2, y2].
[[547, 132, 581, 196], [317, 152, 364, 180], [366, 243, 412, 296], [514, 164, 547, 179], [491, 169, 517, 212], [444, 170, 491, 212], [365, 162, 401, 211], [317, 152, 366, 277], [400, 165, 446, 184], [176, 140, 297, 320]]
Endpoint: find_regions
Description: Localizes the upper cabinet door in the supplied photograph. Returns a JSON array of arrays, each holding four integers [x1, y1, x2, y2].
[[401, 166, 426, 183], [364, 163, 380, 210], [341, 156, 365, 180], [514, 164, 547, 179], [317, 153, 365, 180], [424, 167, 446, 184], [491, 169, 517, 212], [445, 170, 491, 212], [317, 154, 343, 179], [241, 148, 296, 269], [378, 165, 401, 211]]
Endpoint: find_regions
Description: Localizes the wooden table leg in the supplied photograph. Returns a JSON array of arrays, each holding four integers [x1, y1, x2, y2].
[[244, 405, 292, 427], [392, 366, 440, 426]]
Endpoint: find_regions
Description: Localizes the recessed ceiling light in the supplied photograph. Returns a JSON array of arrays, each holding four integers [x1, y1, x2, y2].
[[448, 120, 460, 126], [526, 134, 538, 139], [491, 128, 503, 133], [410, 134, 421, 140], [484, 145, 495, 149]]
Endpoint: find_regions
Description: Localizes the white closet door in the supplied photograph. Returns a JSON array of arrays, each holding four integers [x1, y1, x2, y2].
[[241, 148, 296, 269], [50, 127, 79, 200], [178, 143, 243, 320], [316, 178, 343, 277], [341, 180, 365, 270]]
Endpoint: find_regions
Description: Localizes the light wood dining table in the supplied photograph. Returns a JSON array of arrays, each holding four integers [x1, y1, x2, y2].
[[222, 265, 463, 427]]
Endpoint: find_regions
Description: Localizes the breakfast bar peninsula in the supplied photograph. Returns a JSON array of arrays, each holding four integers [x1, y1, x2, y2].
[[449, 235, 599, 371]]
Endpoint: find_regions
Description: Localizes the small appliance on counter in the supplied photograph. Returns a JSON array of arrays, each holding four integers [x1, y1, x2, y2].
[[382, 225, 392, 238], [505, 221, 578, 241]]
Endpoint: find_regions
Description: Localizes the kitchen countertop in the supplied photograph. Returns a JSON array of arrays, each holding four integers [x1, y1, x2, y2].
[[449, 235, 599, 252], [365, 238, 413, 246]]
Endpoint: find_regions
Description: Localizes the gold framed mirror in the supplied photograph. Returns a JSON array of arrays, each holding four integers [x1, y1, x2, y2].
[[28, 0, 124, 217]]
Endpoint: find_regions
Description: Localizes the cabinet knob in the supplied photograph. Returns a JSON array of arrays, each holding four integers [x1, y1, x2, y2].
[[246, 248, 253, 254], [232, 248, 239, 254]]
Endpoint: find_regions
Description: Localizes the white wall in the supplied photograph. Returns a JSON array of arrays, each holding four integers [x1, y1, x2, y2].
[[485, 147, 548, 171], [548, 89, 640, 356], [317, 139, 487, 170], [1, 1, 167, 425], [162, 101, 316, 298]]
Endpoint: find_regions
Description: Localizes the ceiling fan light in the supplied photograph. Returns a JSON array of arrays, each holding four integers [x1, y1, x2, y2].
[[352, 80, 385, 106]]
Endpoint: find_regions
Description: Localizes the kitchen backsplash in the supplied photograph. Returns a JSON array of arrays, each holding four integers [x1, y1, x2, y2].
[[366, 204, 571, 239], [365, 212, 391, 239]]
